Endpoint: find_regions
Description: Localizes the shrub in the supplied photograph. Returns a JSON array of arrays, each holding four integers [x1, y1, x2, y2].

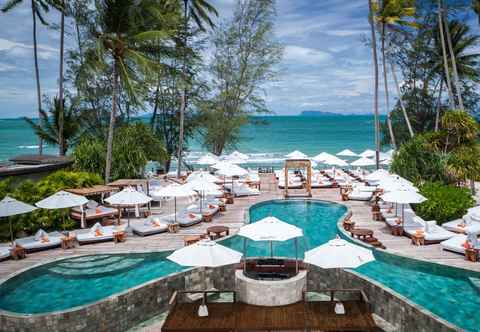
[[415, 181, 474, 225], [390, 134, 448, 184], [0, 171, 102, 241]]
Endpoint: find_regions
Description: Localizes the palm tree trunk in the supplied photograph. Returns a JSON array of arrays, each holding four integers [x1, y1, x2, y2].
[[369, 0, 380, 169], [435, 80, 444, 131], [390, 60, 414, 137], [381, 24, 396, 149], [31, 0, 43, 155], [105, 61, 118, 183], [177, 0, 188, 179], [442, 5, 465, 111], [58, 1, 65, 156], [438, 0, 456, 110]]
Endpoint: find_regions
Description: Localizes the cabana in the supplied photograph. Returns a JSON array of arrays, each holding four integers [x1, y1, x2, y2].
[[283, 159, 312, 197], [108, 179, 150, 195]]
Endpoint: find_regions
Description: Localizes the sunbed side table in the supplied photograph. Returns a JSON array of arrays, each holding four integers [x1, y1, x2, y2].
[[10, 246, 26, 260], [61, 236, 76, 249], [391, 225, 404, 236], [114, 231, 126, 243], [411, 233, 425, 246], [465, 248, 478, 262], [168, 223, 180, 233]]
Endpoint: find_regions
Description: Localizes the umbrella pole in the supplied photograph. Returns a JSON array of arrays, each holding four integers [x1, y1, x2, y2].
[[174, 197, 177, 224], [243, 238, 247, 274], [270, 241, 273, 258]]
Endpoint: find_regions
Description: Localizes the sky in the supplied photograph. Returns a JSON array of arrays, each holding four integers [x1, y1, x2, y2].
[[0, 0, 478, 118]]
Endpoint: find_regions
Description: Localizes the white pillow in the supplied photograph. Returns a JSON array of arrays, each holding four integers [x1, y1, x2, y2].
[[187, 204, 198, 211], [86, 200, 99, 209], [426, 220, 437, 233], [34, 229, 47, 241]]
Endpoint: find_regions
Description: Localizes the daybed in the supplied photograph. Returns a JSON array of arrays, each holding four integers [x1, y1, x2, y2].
[[15, 229, 63, 252], [77, 223, 117, 244], [131, 216, 169, 236]]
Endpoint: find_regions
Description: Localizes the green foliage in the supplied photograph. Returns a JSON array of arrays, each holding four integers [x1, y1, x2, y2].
[[415, 182, 475, 225], [0, 171, 102, 242], [390, 134, 448, 184], [72, 122, 166, 180]]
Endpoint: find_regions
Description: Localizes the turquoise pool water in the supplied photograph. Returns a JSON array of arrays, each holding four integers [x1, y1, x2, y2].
[[0, 200, 479, 331]]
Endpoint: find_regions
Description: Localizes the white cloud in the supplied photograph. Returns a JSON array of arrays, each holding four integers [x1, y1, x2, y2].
[[283, 45, 332, 64], [0, 38, 57, 59], [0, 63, 17, 72]]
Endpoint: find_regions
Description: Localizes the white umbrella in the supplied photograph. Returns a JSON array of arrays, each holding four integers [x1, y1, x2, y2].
[[350, 157, 376, 167], [187, 171, 221, 183], [381, 158, 392, 165], [211, 161, 235, 170], [365, 169, 390, 182], [337, 149, 358, 157], [238, 216, 303, 242], [381, 189, 426, 226], [215, 164, 248, 177], [0, 196, 37, 244], [359, 149, 376, 158], [223, 156, 247, 164], [185, 179, 223, 211], [312, 152, 334, 163], [105, 187, 152, 230], [197, 153, 219, 165], [167, 239, 242, 267], [36, 190, 88, 209], [152, 184, 197, 223], [285, 150, 308, 159], [322, 155, 349, 167], [304, 238, 375, 269]]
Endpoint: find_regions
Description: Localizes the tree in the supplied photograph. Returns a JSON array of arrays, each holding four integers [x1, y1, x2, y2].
[[374, 0, 416, 141], [198, 0, 282, 155], [1, 0, 60, 155], [57, 0, 66, 155], [88, 0, 168, 183], [23, 97, 81, 154], [175, 0, 218, 178], [369, 0, 381, 169]]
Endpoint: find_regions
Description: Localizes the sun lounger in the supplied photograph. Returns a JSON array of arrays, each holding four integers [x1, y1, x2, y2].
[[163, 211, 203, 227], [231, 183, 260, 197], [347, 190, 372, 201], [442, 216, 480, 234], [131, 216, 169, 236], [71, 201, 118, 222], [186, 203, 219, 216], [441, 234, 470, 254], [403, 215, 456, 243], [77, 223, 117, 244], [15, 229, 63, 252], [311, 180, 333, 188], [0, 247, 11, 261]]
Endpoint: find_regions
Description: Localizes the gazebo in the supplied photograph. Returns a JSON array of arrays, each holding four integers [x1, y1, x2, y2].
[[283, 159, 312, 198]]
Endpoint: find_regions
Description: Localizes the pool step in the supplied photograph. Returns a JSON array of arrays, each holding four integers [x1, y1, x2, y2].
[[468, 277, 480, 293], [48, 257, 145, 278]]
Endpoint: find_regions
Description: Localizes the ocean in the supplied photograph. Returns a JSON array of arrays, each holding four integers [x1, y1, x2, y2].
[[0, 115, 378, 163]]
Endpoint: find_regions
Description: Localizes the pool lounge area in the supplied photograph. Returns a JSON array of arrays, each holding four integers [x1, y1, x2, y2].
[[0, 195, 479, 331]]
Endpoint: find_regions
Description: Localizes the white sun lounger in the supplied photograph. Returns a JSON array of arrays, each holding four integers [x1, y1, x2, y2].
[[441, 234, 469, 254], [77, 224, 117, 244], [15, 230, 63, 252], [403, 215, 456, 243], [347, 190, 372, 201], [186, 203, 220, 216], [442, 217, 480, 234], [0, 247, 11, 261], [131, 216, 169, 236], [163, 211, 203, 227]]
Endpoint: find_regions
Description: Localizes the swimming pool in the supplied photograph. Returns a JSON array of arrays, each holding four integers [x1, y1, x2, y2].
[[0, 200, 479, 331]]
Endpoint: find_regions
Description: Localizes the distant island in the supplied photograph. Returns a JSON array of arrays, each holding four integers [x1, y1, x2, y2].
[[299, 111, 346, 116]]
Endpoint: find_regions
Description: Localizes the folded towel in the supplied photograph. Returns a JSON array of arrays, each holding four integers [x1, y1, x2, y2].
[[95, 229, 103, 237], [41, 235, 50, 243], [188, 213, 196, 219]]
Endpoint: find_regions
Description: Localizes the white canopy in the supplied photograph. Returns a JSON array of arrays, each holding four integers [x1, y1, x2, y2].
[[152, 184, 197, 198], [381, 189, 426, 204], [187, 171, 221, 183], [0, 196, 36, 217], [216, 164, 248, 177], [185, 179, 222, 196], [211, 161, 235, 170], [304, 238, 375, 269], [322, 155, 349, 167], [36, 190, 88, 209], [312, 152, 336, 163], [381, 158, 392, 165], [197, 154, 219, 165], [285, 150, 308, 159], [223, 156, 247, 164], [377, 177, 417, 192], [350, 157, 376, 167], [359, 149, 376, 158], [337, 149, 358, 157], [238, 216, 303, 242], [365, 169, 390, 182], [167, 239, 242, 267], [104, 187, 152, 206]]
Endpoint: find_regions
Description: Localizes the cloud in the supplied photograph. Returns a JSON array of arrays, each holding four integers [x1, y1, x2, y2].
[[283, 45, 332, 65], [0, 38, 57, 60]]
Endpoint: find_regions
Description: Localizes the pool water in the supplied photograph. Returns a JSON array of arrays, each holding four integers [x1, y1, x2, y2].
[[0, 200, 479, 331]]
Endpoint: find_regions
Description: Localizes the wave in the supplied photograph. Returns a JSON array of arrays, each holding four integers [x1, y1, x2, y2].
[[18, 145, 39, 149]]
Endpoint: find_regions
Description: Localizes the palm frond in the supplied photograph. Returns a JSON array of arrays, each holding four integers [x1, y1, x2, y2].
[[1, 0, 22, 12]]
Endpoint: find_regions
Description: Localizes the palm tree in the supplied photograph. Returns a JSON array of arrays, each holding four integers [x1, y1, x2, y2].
[[374, 0, 416, 141], [1, 0, 59, 155], [437, 0, 456, 110], [57, 0, 66, 156], [473, 0, 480, 24], [175, 0, 217, 179], [369, 0, 381, 169], [91, 0, 168, 183], [23, 97, 81, 154]]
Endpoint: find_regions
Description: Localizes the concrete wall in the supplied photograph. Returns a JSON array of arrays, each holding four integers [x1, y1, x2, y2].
[[0, 265, 235, 332], [307, 266, 461, 332]]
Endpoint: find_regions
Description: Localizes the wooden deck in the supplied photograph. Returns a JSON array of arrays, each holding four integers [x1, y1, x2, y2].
[[1, 185, 479, 281]]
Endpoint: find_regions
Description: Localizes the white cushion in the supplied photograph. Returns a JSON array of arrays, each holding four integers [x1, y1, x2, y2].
[[34, 229, 47, 241], [90, 222, 103, 233], [86, 200, 99, 209]]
